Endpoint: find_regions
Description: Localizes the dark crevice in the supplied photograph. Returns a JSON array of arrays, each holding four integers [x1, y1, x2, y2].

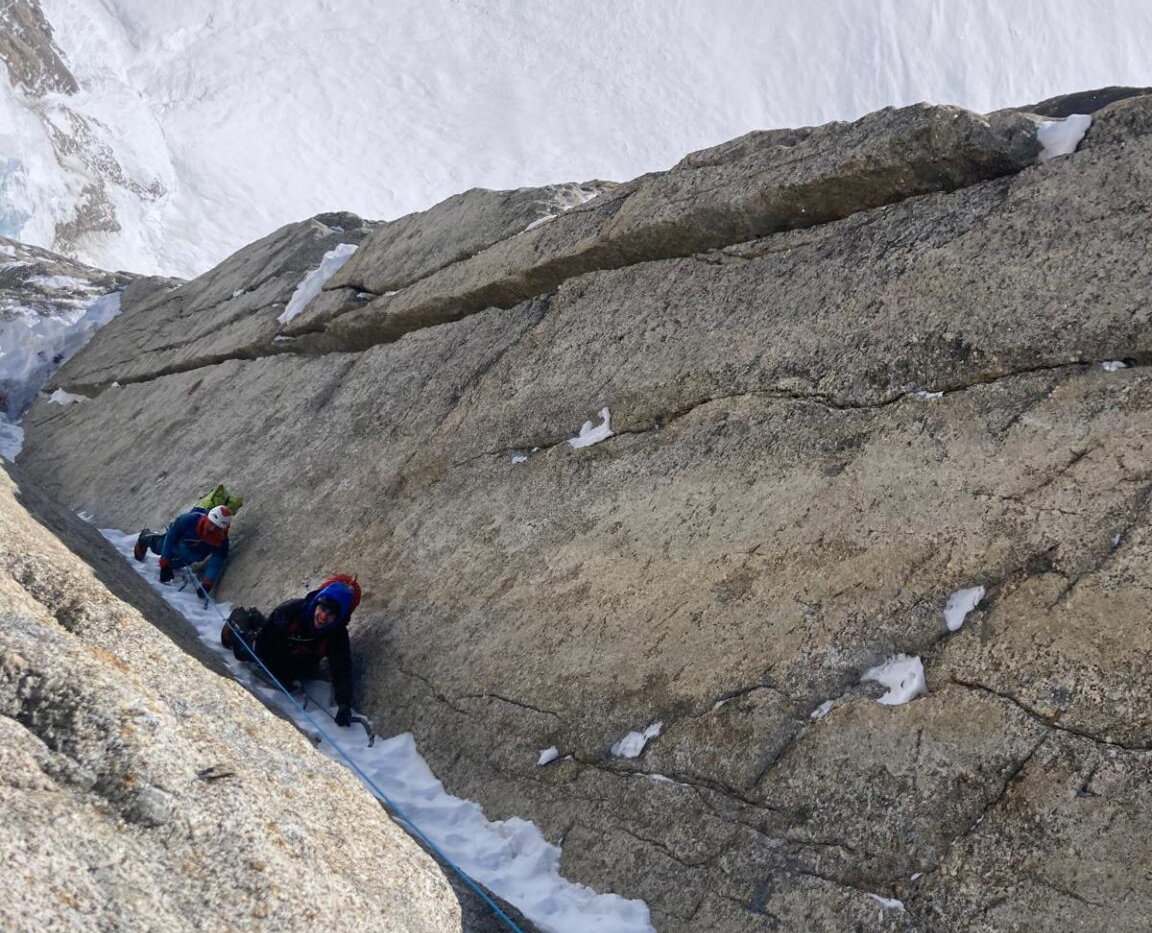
[[699, 680, 794, 716], [571, 754, 780, 813], [912, 735, 1048, 886], [1021, 871, 1108, 909], [454, 692, 562, 720], [392, 662, 475, 719], [717, 890, 785, 926], [949, 678, 1152, 751], [445, 358, 1144, 470], [997, 443, 1099, 503], [612, 824, 733, 871], [1047, 480, 1152, 608], [771, 863, 908, 911]]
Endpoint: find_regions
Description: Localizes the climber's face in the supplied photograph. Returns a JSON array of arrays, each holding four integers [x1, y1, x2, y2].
[[313, 602, 338, 630]]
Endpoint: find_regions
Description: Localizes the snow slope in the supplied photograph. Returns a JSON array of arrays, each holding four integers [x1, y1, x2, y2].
[[6, 0, 1152, 277]]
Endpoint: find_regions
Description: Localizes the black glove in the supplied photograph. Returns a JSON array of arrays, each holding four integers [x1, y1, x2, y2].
[[335, 705, 353, 727], [158, 561, 174, 584]]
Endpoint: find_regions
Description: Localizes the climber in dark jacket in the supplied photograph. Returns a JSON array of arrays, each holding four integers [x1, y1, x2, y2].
[[226, 578, 359, 726], [134, 505, 232, 590]]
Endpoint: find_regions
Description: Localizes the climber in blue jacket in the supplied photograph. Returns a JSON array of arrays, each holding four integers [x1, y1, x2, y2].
[[133, 505, 232, 591]]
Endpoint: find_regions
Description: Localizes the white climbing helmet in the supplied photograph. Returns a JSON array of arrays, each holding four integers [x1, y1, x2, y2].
[[207, 505, 232, 530]]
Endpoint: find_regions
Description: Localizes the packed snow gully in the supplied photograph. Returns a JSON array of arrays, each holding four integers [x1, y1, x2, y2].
[[102, 492, 656, 933]]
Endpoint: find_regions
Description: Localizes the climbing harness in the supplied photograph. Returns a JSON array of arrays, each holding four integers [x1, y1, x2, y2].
[[177, 568, 528, 933]]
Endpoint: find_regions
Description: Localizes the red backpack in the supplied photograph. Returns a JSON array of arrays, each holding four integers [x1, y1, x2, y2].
[[319, 573, 361, 611]]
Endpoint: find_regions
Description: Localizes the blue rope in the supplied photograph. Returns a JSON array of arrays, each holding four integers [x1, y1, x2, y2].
[[182, 570, 528, 933]]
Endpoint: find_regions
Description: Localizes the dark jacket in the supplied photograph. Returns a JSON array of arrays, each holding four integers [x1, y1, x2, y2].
[[161, 510, 230, 584], [254, 585, 354, 707]]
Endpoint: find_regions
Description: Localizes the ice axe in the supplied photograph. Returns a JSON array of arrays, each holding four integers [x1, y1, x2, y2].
[[300, 686, 376, 747]]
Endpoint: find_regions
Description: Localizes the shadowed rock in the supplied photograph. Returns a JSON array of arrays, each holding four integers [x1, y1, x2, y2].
[[0, 237, 135, 417]]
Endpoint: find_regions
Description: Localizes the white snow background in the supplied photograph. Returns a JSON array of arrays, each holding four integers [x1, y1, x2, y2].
[[7, 0, 1152, 277], [100, 528, 655, 933]]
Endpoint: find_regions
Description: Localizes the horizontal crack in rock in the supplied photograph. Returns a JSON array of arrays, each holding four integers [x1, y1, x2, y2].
[[950, 678, 1152, 751], [453, 692, 562, 720], [446, 359, 1134, 469]]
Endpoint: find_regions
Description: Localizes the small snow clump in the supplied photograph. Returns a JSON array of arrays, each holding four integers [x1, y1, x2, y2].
[[1037, 114, 1092, 160], [862, 655, 926, 705], [568, 407, 613, 449], [944, 585, 985, 632], [611, 721, 662, 758]]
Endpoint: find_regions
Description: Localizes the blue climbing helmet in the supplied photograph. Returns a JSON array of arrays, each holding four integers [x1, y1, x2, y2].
[[307, 575, 360, 631]]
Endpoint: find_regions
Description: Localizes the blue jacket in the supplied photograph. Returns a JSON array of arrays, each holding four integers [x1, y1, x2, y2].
[[161, 510, 229, 583]]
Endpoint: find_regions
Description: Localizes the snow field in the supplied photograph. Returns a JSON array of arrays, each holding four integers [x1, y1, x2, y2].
[[100, 527, 655, 933], [16, 1, 1146, 276]]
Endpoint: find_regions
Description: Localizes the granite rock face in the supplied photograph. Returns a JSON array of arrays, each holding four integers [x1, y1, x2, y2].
[[0, 466, 463, 933], [16, 94, 1152, 932], [327, 181, 617, 298], [282, 103, 1042, 349], [53, 212, 376, 391]]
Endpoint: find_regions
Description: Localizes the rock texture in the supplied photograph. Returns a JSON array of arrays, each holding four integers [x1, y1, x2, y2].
[[0, 0, 77, 95], [54, 212, 376, 391], [281, 103, 1041, 349], [327, 181, 617, 298], [16, 93, 1152, 931], [0, 465, 467, 932]]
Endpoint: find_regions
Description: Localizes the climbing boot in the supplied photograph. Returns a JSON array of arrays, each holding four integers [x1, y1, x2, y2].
[[133, 529, 152, 562]]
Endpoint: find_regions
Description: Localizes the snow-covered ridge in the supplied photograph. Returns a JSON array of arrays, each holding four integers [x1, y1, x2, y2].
[[0, 237, 128, 431]]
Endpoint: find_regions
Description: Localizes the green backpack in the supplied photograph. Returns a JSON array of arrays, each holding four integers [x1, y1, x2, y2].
[[196, 484, 244, 513]]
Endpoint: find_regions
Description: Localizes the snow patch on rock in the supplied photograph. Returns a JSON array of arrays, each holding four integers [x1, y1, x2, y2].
[[278, 243, 358, 324], [611, 721, 663, 758], [1037, 114, 1092, 160], [944, 585, 985, 632], [568, 407, 613, 449], [862, 655, 926, 705]]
